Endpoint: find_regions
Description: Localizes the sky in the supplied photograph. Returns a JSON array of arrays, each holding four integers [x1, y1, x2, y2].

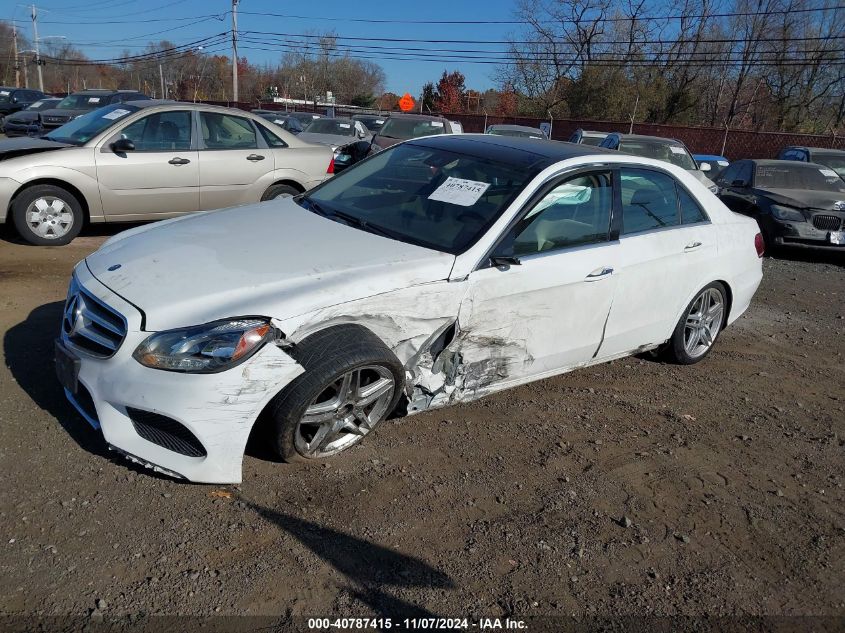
[[3, 0, 519, 95]]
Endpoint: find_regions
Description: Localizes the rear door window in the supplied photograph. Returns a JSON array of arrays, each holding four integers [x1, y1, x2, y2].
[[620, 168, 680, 234], [200, 112, 258, 149]]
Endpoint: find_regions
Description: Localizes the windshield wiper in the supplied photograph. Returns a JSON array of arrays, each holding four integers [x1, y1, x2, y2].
[[325, 208, 399, 239]]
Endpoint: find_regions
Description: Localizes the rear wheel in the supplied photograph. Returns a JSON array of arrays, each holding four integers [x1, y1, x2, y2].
[[261, 184, 300, 201], [666, 282, 726, 364], [268, 325, 404, 462], [12, 184, 83, 246]]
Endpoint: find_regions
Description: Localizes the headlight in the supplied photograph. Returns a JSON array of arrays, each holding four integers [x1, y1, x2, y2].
[[770, 204, 805, 222], [133, 318, 273, 373]]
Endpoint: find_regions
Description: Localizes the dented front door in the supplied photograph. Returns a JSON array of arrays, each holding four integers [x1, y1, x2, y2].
[[456, 243, 619, 391]]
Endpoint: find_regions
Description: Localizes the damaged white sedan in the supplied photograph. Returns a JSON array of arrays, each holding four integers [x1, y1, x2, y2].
[[56, 135, 764, 483]]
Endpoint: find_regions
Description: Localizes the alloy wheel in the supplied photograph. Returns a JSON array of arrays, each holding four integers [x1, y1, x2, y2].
[[684, 287, 724, 359], [294, 365, 396, 458], [25, 196, 74, 240]]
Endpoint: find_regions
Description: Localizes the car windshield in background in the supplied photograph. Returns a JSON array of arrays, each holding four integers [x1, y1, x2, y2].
[[489, 129, 544, 139], [304, 119, 356, 136], [45, 104, 139, 145], [0, 90, 11, 103], [619, 141, 697, 170], [811, 153, 845, 178], [28, 100, 55, 111], [580, 136, 606, 146], [755, 164, 845, 192], [300, 143, 542, 254], [378, 118, 446, 140], [56, 94, 109, 110], [357, 116, 385, 131]]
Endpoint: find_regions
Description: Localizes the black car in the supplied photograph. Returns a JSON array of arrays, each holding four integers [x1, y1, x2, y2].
[[287, 111, 322, 126], [1, 97, 61, 137], [39, 89, 149, 130], [0, 87, 46, 116], [352, 113, 387, 133], [715, 159, 845, 250], [777, 146, 845, 180], [252, 110, 305, 135]]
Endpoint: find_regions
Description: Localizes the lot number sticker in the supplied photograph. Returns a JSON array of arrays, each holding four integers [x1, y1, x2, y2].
[[102, 108, 131, 120], [428, 177, 490, 206], [669, 146, 686, 154]]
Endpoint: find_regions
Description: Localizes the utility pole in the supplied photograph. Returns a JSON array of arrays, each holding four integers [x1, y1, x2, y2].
[[231, 0, 239, 103], [159, 64, 166, 100], [12, 24, 20, 88], [31, 4, 44, 92]]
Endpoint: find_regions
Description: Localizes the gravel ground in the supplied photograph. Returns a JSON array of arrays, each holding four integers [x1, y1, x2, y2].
[[0, 223, 843, 627]]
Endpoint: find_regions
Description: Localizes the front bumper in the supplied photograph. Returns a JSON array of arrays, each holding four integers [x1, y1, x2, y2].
[[57, 263, 304, 483], [768, 215, 845, 250]]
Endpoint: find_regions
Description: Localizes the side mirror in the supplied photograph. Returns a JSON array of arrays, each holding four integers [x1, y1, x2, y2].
[[111, 138, 135, 153], [731, 179, 747, 188], [490, 255, 521, 268]]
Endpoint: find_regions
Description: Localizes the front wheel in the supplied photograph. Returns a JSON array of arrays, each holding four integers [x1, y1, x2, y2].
[[11, 184, 84, 246], [268, 325, 404, 462], [666, 282, 727, 364]]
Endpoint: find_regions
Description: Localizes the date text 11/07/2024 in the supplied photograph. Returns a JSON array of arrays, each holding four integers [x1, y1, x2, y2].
[[307, 617, 528, 629]]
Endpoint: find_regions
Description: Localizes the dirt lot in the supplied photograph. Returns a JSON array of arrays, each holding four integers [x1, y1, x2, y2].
[[0, 223, 843, 629]]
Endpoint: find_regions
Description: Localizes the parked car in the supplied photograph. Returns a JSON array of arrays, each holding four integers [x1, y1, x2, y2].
[[693, 154, 730, 179], [0, 101, 333, 245], [0, 87, 47, 116], [715, 159, 845, 251], [287, 111, 322, 126], [352, 113, 387, 133], [777, 146, 845, 179], [569, 129, 608, 146], [1, 97, 61, 137], [252, 110, 305, 135], [369, 113, 457, 153], [486, 124, 548, 140], [39, 89, 150, 130], [55, 135, 763, 483], [449, 120, 464, 134], [298, 117, 373, 172], [600, 133, 718, 193]]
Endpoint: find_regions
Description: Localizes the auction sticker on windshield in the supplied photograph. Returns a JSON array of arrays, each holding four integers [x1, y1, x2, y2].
[[428, 177, 490, 206], [669, 146, 686, 154], [819, 168, 838, 178], [102, 109, 131, 120]]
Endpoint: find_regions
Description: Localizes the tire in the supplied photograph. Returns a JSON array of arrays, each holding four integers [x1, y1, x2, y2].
[[261, 184, 300, 201], [666, 282, 727, 365], [268, 325, 405, 462], [11, 184, 84, 246]]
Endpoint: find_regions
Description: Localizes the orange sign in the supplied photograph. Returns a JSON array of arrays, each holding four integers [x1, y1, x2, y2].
[[398, 92, 416, 112]]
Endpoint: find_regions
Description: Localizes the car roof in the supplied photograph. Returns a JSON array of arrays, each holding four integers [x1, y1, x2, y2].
[[385, 112, 449, 122], [70, 89, 143, 95], [744, 158, 834, 168], [410, 133, 616, 165], [785, 146, 845, 155], [489, 124, 545, 133]]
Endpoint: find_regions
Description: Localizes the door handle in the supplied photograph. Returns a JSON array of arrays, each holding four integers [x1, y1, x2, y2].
[[246, 154, 265, 161], [168, 157, 190, 165], [585, 266, 614, 280], [684, 241, 703, 252]]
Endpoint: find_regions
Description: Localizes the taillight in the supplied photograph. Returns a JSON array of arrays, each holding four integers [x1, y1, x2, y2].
[[754, 233, 765, 258], [326, 157, 335, 174]]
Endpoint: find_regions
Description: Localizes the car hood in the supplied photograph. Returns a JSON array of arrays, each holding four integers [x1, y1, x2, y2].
[[371, 134, 405, 150], [5, 111, 39, 123], [298, 132, 361, 148], [85, 199, 456, 331], [754, 188, 845, 210], [0, 136, 71, 160], [40, 108, 86, 120]]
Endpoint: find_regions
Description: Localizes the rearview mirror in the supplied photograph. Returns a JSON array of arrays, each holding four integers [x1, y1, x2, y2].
[[111, 138, 135, 153]]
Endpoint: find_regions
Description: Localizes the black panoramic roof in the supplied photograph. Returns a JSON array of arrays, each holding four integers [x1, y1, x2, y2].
[[410, 133, 616, 166]]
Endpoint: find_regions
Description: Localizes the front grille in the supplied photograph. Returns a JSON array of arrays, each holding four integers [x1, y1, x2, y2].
[[813, 214, 842, 231], [61, 277, 127, 358], [127, 408, 207, 458]]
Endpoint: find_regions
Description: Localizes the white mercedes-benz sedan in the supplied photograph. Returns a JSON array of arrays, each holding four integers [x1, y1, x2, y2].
[[55, 135, 764, 483]]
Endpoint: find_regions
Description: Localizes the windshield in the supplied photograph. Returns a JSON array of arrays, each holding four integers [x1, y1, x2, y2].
[[755, 163, 845, 192], [811, 153, 845, 178], [488, 128, 545, 139], [304, 119, 355, 136], [0, 90, 11, 103], [57, 94, 110, 110], [619, 141, 696, 170], [300, 143, 543, 254], [45, 103, 139, 145], [28, 100, 55, 111], [580, 135, 606, 146], [378, 117, 446, 140], [356, 116, 385, 131]]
